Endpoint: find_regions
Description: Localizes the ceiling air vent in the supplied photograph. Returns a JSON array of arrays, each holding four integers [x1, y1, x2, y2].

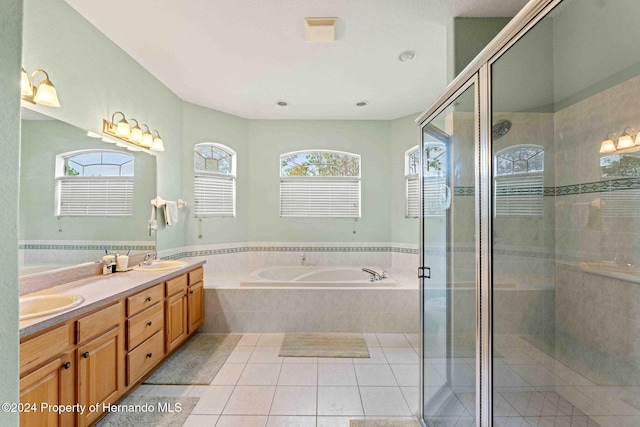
[[304, 17, 337, 42]]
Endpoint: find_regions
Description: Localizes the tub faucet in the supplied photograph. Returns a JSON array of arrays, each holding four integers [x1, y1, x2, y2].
[[362, 268, 382, 282]]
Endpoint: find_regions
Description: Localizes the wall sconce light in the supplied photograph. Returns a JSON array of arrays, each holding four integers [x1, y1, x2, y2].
[[21, 68, 61, 107], [617, 127, 636, 150], [103, 112, 165, 153], [600, 128, 640, 154]]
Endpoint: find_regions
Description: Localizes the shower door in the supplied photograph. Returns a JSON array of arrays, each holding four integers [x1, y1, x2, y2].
[[421, 79, 478, 426]]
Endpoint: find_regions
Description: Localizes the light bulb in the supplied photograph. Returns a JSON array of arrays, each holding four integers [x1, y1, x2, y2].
[[21, 68, 33, 97], [130, 125, 142, 142], [142, 131, 153, 147], [115, 119, 130, 137], [33, 79, 60, 107]]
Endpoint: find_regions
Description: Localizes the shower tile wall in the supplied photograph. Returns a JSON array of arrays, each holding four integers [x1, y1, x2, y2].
[[554, 74, 640, 387]]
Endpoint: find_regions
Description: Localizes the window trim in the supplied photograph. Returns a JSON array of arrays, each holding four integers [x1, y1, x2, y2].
[[193, 142, 237, 218]]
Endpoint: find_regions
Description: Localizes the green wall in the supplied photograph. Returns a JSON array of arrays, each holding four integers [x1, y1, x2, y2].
[[22, 0, 185, 251], [182, 102, 249, 245], [0, 0, 22, 421], [248, 120, 392, 242], [453, 17, 510, 77], [19, 119, 156, 241]]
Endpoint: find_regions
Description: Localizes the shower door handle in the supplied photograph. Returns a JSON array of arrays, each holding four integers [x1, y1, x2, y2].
[[418, 267, 431, 279]]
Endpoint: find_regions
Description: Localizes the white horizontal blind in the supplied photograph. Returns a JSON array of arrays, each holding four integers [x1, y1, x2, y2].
[[424, 176, 447, 217], [495, 174, 543, 216], [194, 174, 235, 217], [406, 175, 419, 217], [57, 178, 133, 216], [602, 189, 640, 217], [280, 178, 360, 218]]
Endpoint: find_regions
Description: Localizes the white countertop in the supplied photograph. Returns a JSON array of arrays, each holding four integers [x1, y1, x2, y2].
[[19, 259, 205, 339]]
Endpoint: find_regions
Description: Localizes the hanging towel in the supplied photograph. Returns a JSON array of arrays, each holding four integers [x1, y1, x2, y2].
[[164, 201, 178, 226]]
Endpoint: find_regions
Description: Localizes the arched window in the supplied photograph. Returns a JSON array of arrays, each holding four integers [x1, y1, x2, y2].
[[194, 143, 236, 217], [494, 144, 544, 217], [279, 150, 361, 218], [55, 150, 134, 216], [405, 143, 447, 218]]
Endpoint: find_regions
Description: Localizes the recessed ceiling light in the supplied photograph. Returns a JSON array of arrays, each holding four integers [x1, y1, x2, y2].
[[276, 101, 288, 107], [355, 100, 368, 107], [398, 50, 416, 62]]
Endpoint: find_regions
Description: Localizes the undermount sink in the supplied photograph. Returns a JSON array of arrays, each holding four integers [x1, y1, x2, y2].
[[133, 260, 188, 271], [19, 294, 85, 321]]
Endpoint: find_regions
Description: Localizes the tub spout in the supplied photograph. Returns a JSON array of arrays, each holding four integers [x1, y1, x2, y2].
[[362, 268, 382, 282]]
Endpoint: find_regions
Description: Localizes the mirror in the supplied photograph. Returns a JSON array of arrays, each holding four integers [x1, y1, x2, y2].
[[19, 107, 157, 277]]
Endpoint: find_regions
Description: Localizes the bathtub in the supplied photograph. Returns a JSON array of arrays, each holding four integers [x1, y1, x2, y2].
[[240, 266, 397, 287]]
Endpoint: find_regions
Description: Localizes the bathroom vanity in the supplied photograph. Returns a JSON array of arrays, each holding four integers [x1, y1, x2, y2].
[[18, 261, 204, 427]]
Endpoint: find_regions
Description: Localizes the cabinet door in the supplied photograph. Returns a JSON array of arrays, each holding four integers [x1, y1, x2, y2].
[[77, 327, 123, 427], [20, 354, 74, 427], [188, 281, 204, 334], [166, 291, 188, 353]]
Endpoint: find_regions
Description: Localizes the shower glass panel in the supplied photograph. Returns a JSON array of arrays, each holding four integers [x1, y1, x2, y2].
[[491, 0, 640, 424], [421, 82, 477, 426]]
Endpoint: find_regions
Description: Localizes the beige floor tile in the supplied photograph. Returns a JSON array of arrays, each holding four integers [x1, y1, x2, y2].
[[266, 416, 317, 427], [359, 387, 412, 416], [382, 347, 419, 364], [223, 386, 276, 415], [391, 364, 419, 387], [354, 364, 398, 386], [270, 386, 317, 415], [317, 416, 364, 427], [250, 347, 285, 364], [318, 357, 354, 364], [215, 415, 268, 427], [376, 334, 411, 347], [401, 386, 420, 415], [318, 364, 358, 386], [238, 363, 282, 386], [284, 357, 318, 364], [353, 347, 388, 365], [211, 363, 246, 385], [182, 414, 220, 427], [227, 346, 255, 363], [362, 333, 380, 347], [238, 333, 262, 346], [258, 333, 286, 347], [278, 364, 318, 386], [318, 386, 364, 416], [190, 386, 234, 415]]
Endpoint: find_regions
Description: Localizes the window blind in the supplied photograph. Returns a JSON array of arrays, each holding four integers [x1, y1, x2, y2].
[[495, 175, 543, 216], [406, 175, 419, 218], [602, 189, 640, 217], [57, 178, 133, 216], [280, 178, 360, 218], [406, 175, 448, 218], [194, 174, 235, 217]]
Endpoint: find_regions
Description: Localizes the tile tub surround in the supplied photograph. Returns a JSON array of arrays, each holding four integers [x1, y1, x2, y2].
[[201, 287, 419, 334], [19, 259, 205, 338]]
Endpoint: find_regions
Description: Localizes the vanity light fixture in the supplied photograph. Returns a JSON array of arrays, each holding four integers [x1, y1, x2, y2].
[[599, 132, 617, 154], [21, 68, 61, 107], [617, 127, 636, 150], [103, 112, 165, 153]]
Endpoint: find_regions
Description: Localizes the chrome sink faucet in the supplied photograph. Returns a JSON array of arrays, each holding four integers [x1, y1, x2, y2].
[[141, 252, 157, 266]]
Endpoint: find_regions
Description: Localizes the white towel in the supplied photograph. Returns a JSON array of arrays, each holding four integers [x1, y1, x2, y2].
[[164, 201, 178, 226]]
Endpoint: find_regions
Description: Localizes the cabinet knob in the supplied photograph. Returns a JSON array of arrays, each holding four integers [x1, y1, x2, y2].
[[146, 353, 153, 358], [190, 290, 194, 294], [147, 321, 153, 327], [82, 352, 89, 358], [63, 362, 71, 369], [146, 296, 152, 302]]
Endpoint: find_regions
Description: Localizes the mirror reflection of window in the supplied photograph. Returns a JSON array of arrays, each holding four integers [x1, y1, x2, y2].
[[56, 150, 134, 217]]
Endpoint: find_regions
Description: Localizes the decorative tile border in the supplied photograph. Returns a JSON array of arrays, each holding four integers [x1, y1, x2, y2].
[[162, 244, 420, 260], [19, 243, 156, 251], [452, 177, 640, 197]]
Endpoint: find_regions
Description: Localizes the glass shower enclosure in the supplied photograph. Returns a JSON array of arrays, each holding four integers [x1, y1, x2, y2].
[[418, 0, 640, 425]]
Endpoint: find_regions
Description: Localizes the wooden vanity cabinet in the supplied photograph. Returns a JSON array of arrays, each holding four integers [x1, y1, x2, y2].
[[19, 263, 204, 427], [19, 352, 74, 427]]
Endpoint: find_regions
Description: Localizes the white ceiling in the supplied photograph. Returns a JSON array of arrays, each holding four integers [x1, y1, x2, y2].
[[64, 0, 528, 120]]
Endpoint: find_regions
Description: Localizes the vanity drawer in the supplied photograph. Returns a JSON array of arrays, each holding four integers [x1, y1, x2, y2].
[[127, 331, 163, 385], [127, 302, 164, 350], [166, 274, 187, 296], [20, 324, 73, 376], [127, 284, 163, 317], [189, 267, 203, 286], [77, 301, 123, 343]]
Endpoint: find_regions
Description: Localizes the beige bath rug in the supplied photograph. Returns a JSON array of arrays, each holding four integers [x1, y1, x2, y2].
[[279, 333, 370, 358], [96, 396, 198, 427], [144, 333, 241, 385], [350, 420, 420, 427]]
